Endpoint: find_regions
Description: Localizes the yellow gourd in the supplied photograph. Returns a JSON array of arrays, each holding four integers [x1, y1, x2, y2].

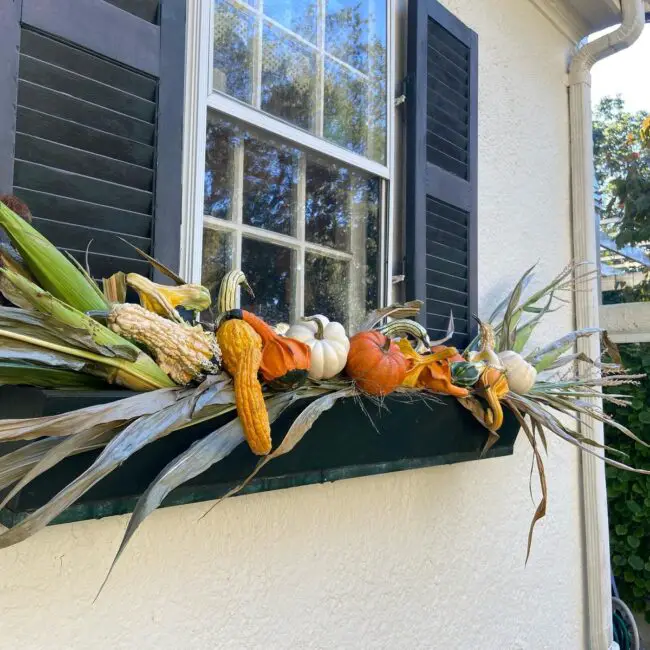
[[217, 315, 271, 456]]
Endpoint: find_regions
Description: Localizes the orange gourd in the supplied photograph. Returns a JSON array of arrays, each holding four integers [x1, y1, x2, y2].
[[345, 330, 408, 396], [399, 340, 469, 397], [241, 310, 311, 389]]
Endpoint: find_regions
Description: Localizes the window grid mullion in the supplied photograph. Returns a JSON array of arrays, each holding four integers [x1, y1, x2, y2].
[[294, 153, 307, 321]]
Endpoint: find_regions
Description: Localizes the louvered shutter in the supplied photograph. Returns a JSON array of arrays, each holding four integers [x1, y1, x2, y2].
[[0, 0, 185, 278], [405, 0, 477, 350]]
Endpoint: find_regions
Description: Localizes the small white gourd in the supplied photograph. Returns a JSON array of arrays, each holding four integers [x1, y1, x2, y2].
[[498, 350, 537, 394], [286, 315, 349, 380]]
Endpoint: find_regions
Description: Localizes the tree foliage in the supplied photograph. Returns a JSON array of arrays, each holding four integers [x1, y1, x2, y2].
[[594, 96, 650, 247]]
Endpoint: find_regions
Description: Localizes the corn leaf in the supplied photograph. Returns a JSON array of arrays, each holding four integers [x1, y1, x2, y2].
[[0, 386, 182, 442], [498, 264, 537, 350], [97, 392, 298, 597], [0, 361, 106, 389], [0, 306, 137, 361], [118, 238, 186, 285], [511, 294, 555, 353], [0, 438, 61, 491], [0, 424, 121, 510], [0, 271, 175, 390], [0, 377, 234, 549], [0, 202, 108, 311], [526, 328, 602, 372], [201, 387, 355, 519], [65, 251, 108, 305], [103, 272, 127, 304]]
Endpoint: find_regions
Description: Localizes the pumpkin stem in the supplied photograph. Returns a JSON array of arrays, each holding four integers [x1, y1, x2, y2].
[[303, 315, 325, 340], [381, 335, 392, 352]]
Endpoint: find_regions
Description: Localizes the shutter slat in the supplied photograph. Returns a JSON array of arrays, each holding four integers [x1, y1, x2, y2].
[[65, 249, 151, 279], [406, 0, 477, 350], [19, 54, 156, 123], [14, 188, 152, 238], [104, 0, 160, 25], [16, 107, 155, 167], [15, 133, 154, 191], [14, 160, 152, 214], [33, 218, 151, 258], [18, 81, 155, 145], [19, 29, 156, 100]]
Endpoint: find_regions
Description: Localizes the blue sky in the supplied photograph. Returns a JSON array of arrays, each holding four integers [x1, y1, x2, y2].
[[591, 27, 650, 112]]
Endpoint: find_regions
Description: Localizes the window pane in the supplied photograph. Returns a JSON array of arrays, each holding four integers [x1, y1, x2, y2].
[[203, 114, 381, 328], [305, 159, 350, 251], [263, 0, 317, 43], [304, 254, 350, 326], [325, 0, 386, 72], [243, 135, 299, 235], [261, 24, 317, 131], [212, 0, 256, 103], [204, 119, 236, 219], [242, 237, 294, 322], [201, 227, 233, 304]]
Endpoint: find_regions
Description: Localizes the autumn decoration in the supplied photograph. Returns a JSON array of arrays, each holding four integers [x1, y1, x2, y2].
[[0, 199, 647, 576]]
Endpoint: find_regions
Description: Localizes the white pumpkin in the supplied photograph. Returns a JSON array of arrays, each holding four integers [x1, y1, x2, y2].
[[286, 315, 349, 380], [498, 350, 537, 394]]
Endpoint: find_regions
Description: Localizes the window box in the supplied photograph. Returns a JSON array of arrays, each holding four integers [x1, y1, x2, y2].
[[0, 386, 519, 527]]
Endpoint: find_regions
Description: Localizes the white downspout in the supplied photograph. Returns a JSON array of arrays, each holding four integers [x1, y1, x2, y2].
[[568, 2, 645, 649]]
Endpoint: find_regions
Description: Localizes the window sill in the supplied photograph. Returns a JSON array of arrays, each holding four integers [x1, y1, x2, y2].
[[0, 387, 519, 527]]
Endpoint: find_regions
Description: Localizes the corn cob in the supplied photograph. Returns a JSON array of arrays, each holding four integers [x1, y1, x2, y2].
[[0, 202, 108, 312], [0, 269, 175, 390], [108, 303, 221, 385]]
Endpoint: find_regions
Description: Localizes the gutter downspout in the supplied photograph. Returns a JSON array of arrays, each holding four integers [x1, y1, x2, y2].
[[568, 2, 645, 649]]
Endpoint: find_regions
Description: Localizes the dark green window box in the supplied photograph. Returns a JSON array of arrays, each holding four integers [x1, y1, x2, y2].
[[0, 387, 519, 526]]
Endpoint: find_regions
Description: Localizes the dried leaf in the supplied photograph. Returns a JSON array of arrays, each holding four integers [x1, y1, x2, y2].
[[96, 392, 297, 598], [103, 272, 127, 304], [201, 388, 354, 518], [118, 238, 185, 285], [499, 264, 537, 350], [0, 386, 182, 442], [0, 378, 233, 549], [526, 328, 602, 372]]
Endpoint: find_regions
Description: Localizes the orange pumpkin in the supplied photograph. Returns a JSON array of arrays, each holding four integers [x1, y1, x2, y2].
[[345, 330, 408, 396], [240, 310, 311, 389]]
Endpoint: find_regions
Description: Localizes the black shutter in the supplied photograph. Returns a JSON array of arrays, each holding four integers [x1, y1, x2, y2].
[[0, 0, 185, 279], [405, 0, 477, 350]]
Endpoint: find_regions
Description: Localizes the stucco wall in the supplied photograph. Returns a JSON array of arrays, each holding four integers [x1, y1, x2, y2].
[[0, 2, 584, 648]]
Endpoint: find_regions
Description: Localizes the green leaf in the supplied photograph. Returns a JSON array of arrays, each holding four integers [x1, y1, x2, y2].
[[630, 555, 645, 571], [632, 399, 644, 410], [638, 410, 650, 424], [628, 535, 641, 549], [628, 501, 642, 515], [613, 554, 627, 567], [616, 524, 628, 536]]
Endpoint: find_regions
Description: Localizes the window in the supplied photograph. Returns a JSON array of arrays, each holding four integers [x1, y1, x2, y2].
[[184, 0, 390, 329]]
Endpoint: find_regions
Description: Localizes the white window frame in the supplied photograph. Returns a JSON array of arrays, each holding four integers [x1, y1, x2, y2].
[[180, 0, 397, 315]]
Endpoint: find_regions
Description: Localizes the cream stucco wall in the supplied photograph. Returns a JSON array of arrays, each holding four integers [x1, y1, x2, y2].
[[0, 2, 585, 648]]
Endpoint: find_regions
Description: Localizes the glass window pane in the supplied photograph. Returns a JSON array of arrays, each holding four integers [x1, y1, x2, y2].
[[243, 136, 299, 235], [304, 254, 350, 326], [242, 237, 294, 322], [305, 159, 350, 251], [261, 24, 317, 131], [204, 118, 237, 219], [325, 0, 386, 72], [263, 0, 317, 43], [213, 0, 256, 103], [201, 228, 233, 305]]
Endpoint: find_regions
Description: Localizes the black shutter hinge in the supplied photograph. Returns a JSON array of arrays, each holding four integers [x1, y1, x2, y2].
[[395, 75, 411, 107]]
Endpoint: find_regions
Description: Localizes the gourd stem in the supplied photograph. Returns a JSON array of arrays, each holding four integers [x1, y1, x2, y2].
[[302, 316, 324, 340]]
